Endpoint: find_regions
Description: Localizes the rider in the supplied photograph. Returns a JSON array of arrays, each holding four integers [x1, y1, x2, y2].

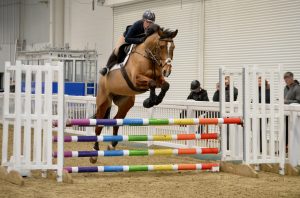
[[100, 10, 156, 76]]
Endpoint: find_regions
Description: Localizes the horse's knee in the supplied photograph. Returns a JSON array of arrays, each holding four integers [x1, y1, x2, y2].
[[148, 80, 157, 88], [161, 82, 170, 92]]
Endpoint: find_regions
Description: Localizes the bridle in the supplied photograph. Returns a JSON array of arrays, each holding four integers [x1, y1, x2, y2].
[[132, 37, 174, 79]]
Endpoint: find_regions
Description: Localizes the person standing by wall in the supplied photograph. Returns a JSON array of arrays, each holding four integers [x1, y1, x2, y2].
[[212, 76, 238, 102], [283, 71, 300, 153], [187, 80, 209, 101], [284, 72, 300, 104]]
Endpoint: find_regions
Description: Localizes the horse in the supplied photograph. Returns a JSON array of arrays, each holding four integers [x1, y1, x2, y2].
[[90, 24, 178, 163]]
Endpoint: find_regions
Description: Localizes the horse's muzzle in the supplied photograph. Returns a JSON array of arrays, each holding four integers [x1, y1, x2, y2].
[[163, 67, 171, 77]]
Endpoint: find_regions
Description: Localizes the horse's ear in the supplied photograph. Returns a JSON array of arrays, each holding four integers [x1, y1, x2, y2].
[[171, 29, 178, 38]]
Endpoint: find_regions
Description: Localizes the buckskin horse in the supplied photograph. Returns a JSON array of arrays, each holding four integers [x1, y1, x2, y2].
[[90, 24, 178, 163]]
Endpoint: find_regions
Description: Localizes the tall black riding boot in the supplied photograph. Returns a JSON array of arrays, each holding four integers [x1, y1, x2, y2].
[[100, 53, 118, 76]]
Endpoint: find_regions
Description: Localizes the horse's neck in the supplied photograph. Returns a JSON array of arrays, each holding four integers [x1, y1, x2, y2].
[[143, 34, 158, 50], [127, 35, 159, 72]]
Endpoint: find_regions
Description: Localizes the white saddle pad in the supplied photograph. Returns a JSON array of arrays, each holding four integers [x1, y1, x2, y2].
[[109, 44, 134, 72]]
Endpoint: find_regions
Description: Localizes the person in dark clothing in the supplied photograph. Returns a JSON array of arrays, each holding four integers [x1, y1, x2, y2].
[[258, 76, 270, 104], [283, 72, 300, 152], [212, 76, 238, 102], [187, 80, 209, 101], [100, 10, 156, 76], [212, 82, 220, 102], [284, 72, 300, 104]]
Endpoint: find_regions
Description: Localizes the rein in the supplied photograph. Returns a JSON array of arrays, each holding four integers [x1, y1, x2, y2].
[[132, 38, 174, 80]]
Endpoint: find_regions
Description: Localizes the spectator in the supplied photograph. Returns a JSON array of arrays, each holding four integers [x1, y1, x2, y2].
[[187, 80, 209, 101], [258, 76, 270, 104], [213, 76, 238, 102], [284, 72, 300, 104]]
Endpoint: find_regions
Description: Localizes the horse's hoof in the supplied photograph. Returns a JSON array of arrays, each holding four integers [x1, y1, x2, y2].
[[107, 144, 116, 150], [93, 142, 99, 151], [89, 156, 98, 164], [162, 83, 170, 91], [143, 98, 154, 108]]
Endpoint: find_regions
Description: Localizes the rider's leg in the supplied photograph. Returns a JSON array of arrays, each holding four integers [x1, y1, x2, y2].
[[100, 52, 118, 75], [100, 35, 125, 76]]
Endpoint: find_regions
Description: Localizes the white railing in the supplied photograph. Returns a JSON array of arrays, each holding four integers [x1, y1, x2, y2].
[[1, 61, 65, 181], [1, 93, 299, 167], [1, 63, 300, 182]]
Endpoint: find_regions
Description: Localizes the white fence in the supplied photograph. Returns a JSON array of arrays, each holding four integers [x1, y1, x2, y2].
[[1, 61, 65, 181], [1, 62, 300, 182], [1, 94, 299, 167]]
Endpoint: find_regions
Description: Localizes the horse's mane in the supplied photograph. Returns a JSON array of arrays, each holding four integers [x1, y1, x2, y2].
[[145, 24, 174, 39]]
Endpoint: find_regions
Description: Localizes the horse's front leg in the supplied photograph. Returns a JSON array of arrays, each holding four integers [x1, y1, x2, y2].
[[154, 80, 170, 105], [143, 80, 158, 108]]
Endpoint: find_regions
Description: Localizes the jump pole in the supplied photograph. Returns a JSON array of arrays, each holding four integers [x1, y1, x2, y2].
[[53, 133, 219, 142], [62, 117, 243, 127], [53, 148, 219, 158], [64, 163, 220, 173]]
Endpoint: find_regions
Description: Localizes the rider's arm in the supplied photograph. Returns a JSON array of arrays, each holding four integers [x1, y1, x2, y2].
[[125, 20, 145, 44]]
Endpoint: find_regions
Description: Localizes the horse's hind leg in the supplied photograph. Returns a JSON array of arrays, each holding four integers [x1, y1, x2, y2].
[[93, 106, 111, 149], [89, 98, 112, 164], [107, 96, 135, 150]]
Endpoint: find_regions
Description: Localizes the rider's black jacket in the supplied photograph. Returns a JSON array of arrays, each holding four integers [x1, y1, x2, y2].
[[124, 20, 146, 44]]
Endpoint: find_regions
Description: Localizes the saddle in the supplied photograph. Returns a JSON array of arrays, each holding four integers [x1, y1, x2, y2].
[[117, 44, 132, 64], [110, 44, 134, 71]]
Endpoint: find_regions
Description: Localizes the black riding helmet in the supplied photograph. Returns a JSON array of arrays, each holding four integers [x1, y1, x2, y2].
[[190, 80, 200, 90], [143, 10, 155, 22]]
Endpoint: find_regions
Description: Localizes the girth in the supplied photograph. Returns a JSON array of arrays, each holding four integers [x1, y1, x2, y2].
[[120, 66, 148, 93]]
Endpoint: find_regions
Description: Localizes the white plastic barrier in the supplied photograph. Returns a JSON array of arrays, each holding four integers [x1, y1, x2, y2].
[[220, 65, 285, 174], [1, 61, 65, 181], [3, 62, 298, 182]]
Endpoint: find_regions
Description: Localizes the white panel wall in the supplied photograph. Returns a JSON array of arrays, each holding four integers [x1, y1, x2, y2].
[[113, 0, 202, 100], [20, 0, 50, 45], [64, 0, 113, 68], [204, 0, 300, 98], [105, 0, 146, 7], [0, 0, 20, 73]]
